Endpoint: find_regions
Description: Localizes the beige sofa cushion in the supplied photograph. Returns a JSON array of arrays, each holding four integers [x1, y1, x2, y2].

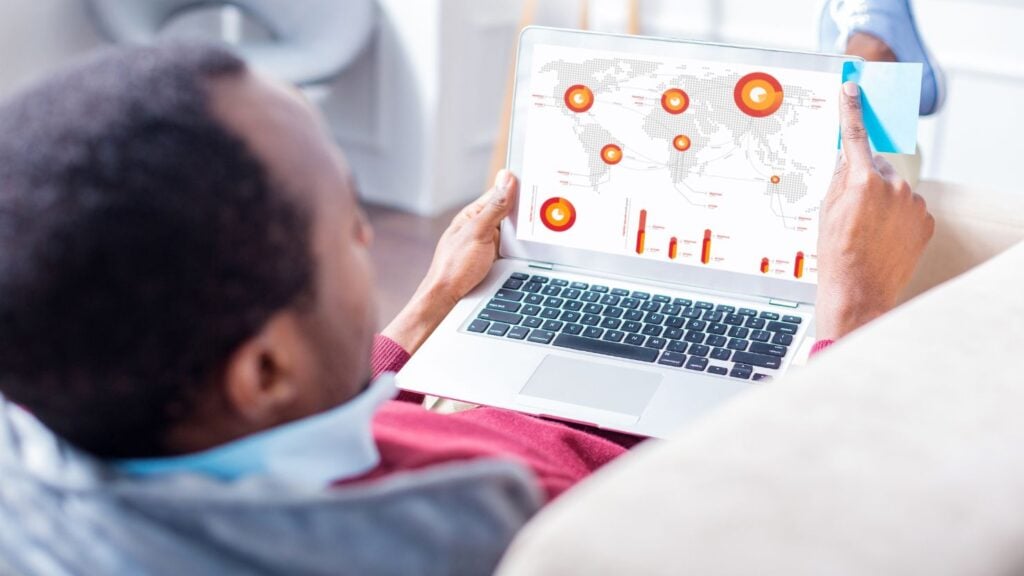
[[499, 240, 1024, 576]]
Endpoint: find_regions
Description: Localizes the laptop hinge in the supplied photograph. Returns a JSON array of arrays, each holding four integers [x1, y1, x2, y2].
[[527, 261, 555, 270], [768, 298, 801, 309]]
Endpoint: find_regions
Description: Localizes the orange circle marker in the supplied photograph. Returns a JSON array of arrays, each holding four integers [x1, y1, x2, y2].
[[661, 88, 689, 114], [600, 144, 623, 165], [770, 175, 781, 184], [539, 197, 577, 232], [672, 135, 692, 152], [564, 84, 594, 113], [734, 72, 784, 117]]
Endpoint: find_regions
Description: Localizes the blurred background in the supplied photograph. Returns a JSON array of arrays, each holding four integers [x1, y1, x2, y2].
[[0, 0, 1019, 319]]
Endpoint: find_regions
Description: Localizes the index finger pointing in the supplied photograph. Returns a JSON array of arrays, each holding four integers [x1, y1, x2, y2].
[[839, 81, 873, 169]]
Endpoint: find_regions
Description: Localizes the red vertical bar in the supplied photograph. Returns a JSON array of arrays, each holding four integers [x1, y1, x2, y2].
[[794, 251, 805, 279], [760, 257, 770, 274], [668, 237, 678, 259], [635, 209, 647, 254], [700, 229, 712, 264]]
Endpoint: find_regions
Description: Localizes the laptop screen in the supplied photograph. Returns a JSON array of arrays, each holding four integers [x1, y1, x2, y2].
[[512, 41, 842, 288]]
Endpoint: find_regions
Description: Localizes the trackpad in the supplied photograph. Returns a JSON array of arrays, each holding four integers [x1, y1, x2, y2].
[[516, 355, 661, 427]]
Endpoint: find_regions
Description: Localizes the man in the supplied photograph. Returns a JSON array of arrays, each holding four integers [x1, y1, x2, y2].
[[0, 34, 931, 576]]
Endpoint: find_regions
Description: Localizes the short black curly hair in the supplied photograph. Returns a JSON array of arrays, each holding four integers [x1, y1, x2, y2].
[[0, 43, 314, 458]]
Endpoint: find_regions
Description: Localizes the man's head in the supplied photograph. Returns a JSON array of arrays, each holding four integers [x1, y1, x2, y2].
[[0, 43, 378, 458]]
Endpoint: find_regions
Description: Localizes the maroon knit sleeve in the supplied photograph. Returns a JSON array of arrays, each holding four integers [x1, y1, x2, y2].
[[371, 334, 424, 404]]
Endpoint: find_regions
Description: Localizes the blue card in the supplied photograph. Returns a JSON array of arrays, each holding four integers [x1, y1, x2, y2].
[[841, 60, 922, 154]]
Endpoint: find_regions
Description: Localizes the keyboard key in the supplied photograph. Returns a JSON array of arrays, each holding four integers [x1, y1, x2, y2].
[[750, 342, 788, 357], [510, 272, 530, 280], [745, 316, 766, 329], [682, 307, 702, 319], [658, 351, 686, 367], [530, 275, 549, 283], [507, 326, 529, 340], [703, 310, 724, 322], [552, 334, 658, 363], [540, 308, 561, 319], [551, 279, 569, 287], [673, 298, 693, 307], [641, 301, 661, 312], [542, 297, 564, 308], [562, 323, 584, 335], [525, 294, 544, 305], [622, 321, 642, 333], [684, 331, 706, 344], [706, 335, 727, 347], [487, 323, 510, 336], [542, 320, 564, 332], [625, 333, 646, 346], [468, 319, 489, 333], [667, 340, 688, 353], [653, 295, 671, 303], [730, 366, 752, 380], [731, 351, 782, 370], [541, 285, 561, 296], [664, 328, 684, 340], [495, 289, 524, 302], [689, 344, 710, 357], [728, 326, 749, 339], [738, 308, 758, 316], [772, 332, 794, 346], [583, 303, 603, 315], [767, 321, 799, 335], [502, 278, 523, 290], [590, 285, 609, 293], [685, 356, 709, 371], [521, 304, 541, 316], [603, 307, 624, 319], [603, 330, 625, 343], [707, 366, 728, 376], [727, 338, 749, 351], [563, 300, 584, 311], [624, 309, 644, 321], [686, 319, 706, 331], [750, 330, 771, 342], [711, 347, 731, 361], [707, 323, 728, 335], [522, 282, 542, 293], [583, 326, 604, 339], [631, 291, 650, 300], [600, 318, 622, 330], [600, 294, 621, 306], [724, 313, 745, 326], [487, 299, 521, 313], [665, 316, 685, 328], [562, 289, 581, 300], [611, 288, 630, 296], [570, 281, 589, 290], [716, 304, 735, 313], [662, 304, 682, 316], [581, 291, 601, 303], [644, 337, 667, 350], [752, 373, 774, 382], [580, 314, 600, 326], [759, 311, 780, 320], [620, 298, 641, 310], [478, 310, 523, 325], [523, 317, 543, 328], [527, 329, 555, 344], [641, 324, 663, 337], [782, 315, 803, 324], [695, 301, 714, 310], [560, 311, 581, 323]]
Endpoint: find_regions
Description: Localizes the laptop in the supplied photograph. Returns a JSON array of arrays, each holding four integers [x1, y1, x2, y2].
[[397, 27, 856, 438]]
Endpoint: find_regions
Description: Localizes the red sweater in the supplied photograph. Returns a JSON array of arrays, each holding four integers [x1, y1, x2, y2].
[[354, 335, 834, 501]]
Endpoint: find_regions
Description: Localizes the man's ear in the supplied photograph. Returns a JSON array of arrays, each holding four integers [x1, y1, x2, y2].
[[222, 312, 306, 426]]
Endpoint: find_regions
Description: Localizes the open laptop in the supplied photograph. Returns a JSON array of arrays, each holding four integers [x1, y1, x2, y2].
[[397, 27, 856, 438]]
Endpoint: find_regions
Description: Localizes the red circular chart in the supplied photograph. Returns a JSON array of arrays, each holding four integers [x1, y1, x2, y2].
[[564, 84, 595, 113], [672, 135, 692, 151], [770, 175, 781, 184], [600, 144, 623, 165], [734, 72, 784, 117], [540, 197, 577, 232], [661, 88, 689, 114]]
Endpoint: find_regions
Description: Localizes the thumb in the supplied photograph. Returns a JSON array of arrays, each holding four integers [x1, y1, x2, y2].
[[839, 81, 872, 169], [472, 170, 517, 238]]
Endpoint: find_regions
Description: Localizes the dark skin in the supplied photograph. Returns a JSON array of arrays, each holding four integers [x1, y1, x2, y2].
[[163, 68, 931, 455]]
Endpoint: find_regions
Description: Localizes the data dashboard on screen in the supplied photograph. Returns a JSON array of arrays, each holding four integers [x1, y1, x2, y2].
[[514, 43, 841, 285]]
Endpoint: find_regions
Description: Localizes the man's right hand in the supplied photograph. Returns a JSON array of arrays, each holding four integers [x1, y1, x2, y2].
[[815, 81, 935, 341]]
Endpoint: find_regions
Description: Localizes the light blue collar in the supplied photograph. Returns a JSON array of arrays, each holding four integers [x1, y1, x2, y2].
[[116, 374, 397, 488]]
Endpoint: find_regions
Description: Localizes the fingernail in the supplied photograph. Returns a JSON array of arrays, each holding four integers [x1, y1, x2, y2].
[[843, 81, 860, 98], [495, 169, 513, 193]]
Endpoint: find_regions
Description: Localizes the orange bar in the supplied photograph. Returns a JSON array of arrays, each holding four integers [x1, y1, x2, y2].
[[760, 257, 770, 274], [635, 209, 647, 254], [668, 237, 678, 259], [794, 251, 805, 279], [700, 229, 712, 264]]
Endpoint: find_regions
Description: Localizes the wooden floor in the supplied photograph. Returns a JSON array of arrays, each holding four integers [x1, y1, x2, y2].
[[363, 202, 460, 326]]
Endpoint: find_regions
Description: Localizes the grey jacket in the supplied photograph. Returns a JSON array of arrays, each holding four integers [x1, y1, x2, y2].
[[0, 396, 542, 575]]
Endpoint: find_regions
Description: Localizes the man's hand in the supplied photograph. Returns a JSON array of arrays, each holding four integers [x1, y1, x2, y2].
[[382, 170, 518, 354], [815, 82, 934, 341]]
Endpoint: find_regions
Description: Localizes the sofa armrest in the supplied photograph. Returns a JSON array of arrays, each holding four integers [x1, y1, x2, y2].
[[499, 240, 1024, 576]]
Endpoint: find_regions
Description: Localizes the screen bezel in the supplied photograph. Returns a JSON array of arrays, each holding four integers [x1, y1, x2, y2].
[[501, 26, 860, 305]]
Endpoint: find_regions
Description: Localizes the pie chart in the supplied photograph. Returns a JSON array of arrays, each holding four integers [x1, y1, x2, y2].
[[734, 72, 784, 117], [540, 197, 577, 232]]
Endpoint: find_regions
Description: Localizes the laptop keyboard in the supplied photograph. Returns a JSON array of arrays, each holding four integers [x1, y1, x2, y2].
[[465, 272, 807, 382]]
